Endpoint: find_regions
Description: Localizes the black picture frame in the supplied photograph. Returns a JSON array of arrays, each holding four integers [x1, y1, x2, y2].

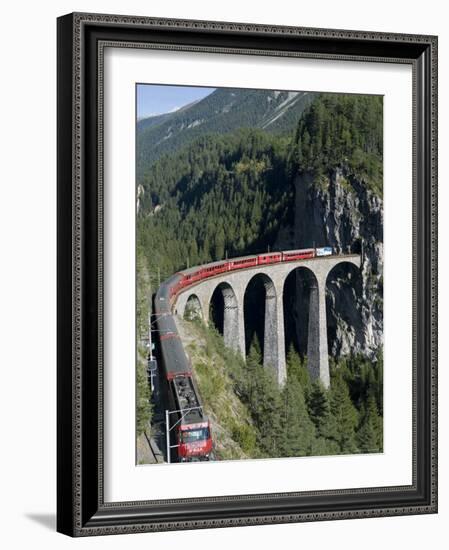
[[57, 12, 438, 536]]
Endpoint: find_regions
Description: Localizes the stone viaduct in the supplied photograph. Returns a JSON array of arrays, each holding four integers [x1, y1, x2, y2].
[[173, 254, 361, 388]]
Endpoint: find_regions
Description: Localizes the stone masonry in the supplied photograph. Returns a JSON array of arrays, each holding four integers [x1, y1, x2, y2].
[[173, 255, 361, 387]]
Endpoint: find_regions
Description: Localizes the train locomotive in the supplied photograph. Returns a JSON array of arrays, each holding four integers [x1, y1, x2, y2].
[[155, 276, 213, 462], [154, 247, 332, 462]]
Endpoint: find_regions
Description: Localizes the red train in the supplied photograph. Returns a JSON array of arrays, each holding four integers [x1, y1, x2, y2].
[[155, 276, 214, 462], [155, 247, 332, 461], [169, 247, 332, 299]]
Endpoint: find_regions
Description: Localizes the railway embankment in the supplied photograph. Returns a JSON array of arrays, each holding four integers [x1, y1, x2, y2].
[[175, 316, 261, 461]]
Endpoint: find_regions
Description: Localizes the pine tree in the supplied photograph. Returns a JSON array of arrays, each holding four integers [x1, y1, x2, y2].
[[244, 337, 283, 457], [201, 236, 211, 263], [281, 373, 316, 457], [286, 344, 311, 395], [375, 349, 384, 416], [307, 381, 338, 440], [357, 395, 382, 453], [328, 374, 359, 454], [286, 343, 301, 376], [256, 368, 284, 456], [188, 238, 199, 266], [311, 436, 340, 456], [245, 336, 263, 401], [214, 225, 226, 261]]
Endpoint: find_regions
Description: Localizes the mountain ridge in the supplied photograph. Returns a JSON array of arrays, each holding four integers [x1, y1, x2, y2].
[[137, 87, 314, 174]]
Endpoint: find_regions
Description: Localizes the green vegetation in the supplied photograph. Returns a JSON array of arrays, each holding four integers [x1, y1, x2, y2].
[[357, 395, 383, 453], [327, 374, 359, 454], [136, 344, 152, 437], [186, 321, 383, 458], [182, 320, 261, 460], [136, 247, 152, 437], [137, 129, 294, 278], [290, 94, 383, 195], [137, 93, 383, 282]]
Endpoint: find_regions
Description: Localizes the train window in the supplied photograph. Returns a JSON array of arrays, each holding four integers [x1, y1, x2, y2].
[[180, 428, 210, 443]]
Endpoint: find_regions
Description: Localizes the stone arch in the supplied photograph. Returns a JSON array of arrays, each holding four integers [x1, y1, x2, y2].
[[283, 264, 330, 387], [282, 265, 319, 358], [324, 259, 362, 288], [209, 282, 241, 354], [183, 293, 203, 321], [243, 273, 275, 353], [325, 260, 365, 357], [244, 273, 285, 383]]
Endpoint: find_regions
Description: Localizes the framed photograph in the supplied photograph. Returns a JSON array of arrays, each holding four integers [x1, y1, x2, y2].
[[57, 12, 438, 536]]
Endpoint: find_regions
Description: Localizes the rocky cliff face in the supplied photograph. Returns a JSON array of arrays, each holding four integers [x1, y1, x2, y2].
[[277, 168, 383, 359]]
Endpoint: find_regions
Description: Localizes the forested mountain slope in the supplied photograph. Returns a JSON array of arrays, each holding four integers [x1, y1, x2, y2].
[[137, 93, 383, 358], [137, 87, 313, 172]]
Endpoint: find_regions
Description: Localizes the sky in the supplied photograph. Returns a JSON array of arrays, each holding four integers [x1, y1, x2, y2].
[[137, 84, 215, 119]]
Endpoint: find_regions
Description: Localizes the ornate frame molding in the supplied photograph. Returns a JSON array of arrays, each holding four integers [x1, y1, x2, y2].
[[57, 12, 437, 536]]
